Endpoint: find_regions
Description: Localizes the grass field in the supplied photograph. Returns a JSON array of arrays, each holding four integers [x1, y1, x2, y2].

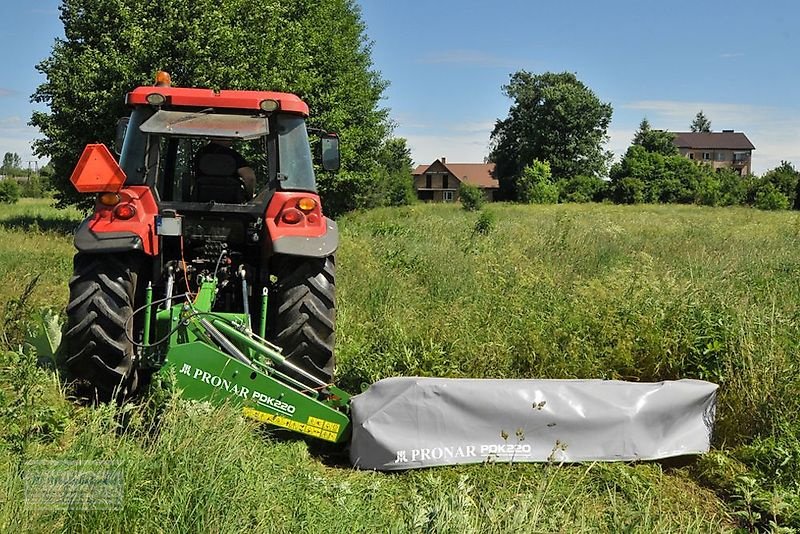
[[1, 199, 798, 532]]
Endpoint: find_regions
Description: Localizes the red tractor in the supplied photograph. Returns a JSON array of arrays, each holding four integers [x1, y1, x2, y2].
[[63, 75, 341, 400]]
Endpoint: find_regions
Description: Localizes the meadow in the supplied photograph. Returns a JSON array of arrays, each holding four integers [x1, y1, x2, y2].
[[1, 199, 798, 532]]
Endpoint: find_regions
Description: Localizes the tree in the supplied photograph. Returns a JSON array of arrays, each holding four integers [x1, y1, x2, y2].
[[690, 111, 712, 133], [1, 152, 22, 174], [489, 71, 612, 199], [31, 0, 389, 214], [377, 137, 413, 175], [632, 118, 677, 156], [375, 137, 415, 207], [558, 174, 607, 203], [610, 144, 711, 204]]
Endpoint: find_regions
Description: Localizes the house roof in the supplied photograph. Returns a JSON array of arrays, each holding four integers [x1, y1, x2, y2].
[[672, 132, 755, 151], [413, 160, 499, 189]]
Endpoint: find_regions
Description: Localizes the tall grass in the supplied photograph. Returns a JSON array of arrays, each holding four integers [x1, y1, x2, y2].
[[4, 199, 799, 531], [337, 204, 800, 442]]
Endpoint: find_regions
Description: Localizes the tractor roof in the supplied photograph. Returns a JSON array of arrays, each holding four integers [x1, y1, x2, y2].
[[126, 86, 309, 116]]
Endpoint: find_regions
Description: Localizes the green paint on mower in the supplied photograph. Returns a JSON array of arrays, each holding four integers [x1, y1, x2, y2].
[[150, 280, 351, 443]]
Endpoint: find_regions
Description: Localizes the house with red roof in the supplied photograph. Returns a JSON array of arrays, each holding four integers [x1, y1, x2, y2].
[[412, 157, 499, 202]]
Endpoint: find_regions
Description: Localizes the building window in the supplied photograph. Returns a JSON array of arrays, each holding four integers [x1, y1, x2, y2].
[[689, 152, 695, 160], [443, 190, 454, 202], [716, 152, 726, 161], [442, 175, 449, 189], [426, 174, 432, 188], [702, 152, 712, 161]]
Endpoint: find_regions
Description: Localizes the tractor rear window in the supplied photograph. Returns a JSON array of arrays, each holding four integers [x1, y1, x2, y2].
[[140, 110, 269, 139], [122, 109, 317, 203]]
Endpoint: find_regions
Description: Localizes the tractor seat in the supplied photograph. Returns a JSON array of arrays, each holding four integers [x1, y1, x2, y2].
[[193, 152, 247, 204]]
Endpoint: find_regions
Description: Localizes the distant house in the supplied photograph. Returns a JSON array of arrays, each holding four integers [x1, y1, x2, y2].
[[412, 158, 499, 202], [673, 131, 755, 175]]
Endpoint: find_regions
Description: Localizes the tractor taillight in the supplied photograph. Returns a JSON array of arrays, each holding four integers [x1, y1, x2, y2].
[[297, 197, 317, 212], [114, 203, 137, 220], [281, 208, 303, 225], [99, 192, 120, 206]]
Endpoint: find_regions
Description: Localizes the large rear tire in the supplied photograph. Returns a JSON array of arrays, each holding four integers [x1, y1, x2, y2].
[[268, 255, 336, 385], [62, 253, 140, 401]]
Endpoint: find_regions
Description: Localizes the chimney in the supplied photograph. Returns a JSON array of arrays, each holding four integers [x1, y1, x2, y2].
[[722, 129, 734, 133], [441, 157, 446, 164]]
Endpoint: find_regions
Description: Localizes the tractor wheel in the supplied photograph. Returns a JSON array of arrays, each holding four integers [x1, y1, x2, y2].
[[62, 253, 140, 401], [268, 255, 336, 386]]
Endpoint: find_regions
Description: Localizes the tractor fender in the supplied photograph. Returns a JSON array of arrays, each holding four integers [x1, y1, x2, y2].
[[74, 217, 144, 253], [271, 217, 338, 258], [73, 186, 159, 255]]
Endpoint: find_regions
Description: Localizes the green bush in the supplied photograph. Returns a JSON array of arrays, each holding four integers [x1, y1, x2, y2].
[[459, 182, 484, 211], [612, 177, 645, 204], [0, 178, 20, 204], [755, 182, 790, 210], [19, 174, 49, 198], [695, 174, 722, 206], [473, 210, 495, 235], [558, 175, 607, 203], [718, 169, 748, 206], [518, 160, 558, 204]]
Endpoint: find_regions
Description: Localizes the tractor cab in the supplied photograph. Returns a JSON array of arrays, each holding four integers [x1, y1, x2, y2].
[[64, 75, 341, 400], [116, 84, 339, 208]]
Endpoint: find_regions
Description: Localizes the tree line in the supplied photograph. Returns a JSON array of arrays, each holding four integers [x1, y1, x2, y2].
[[30, 2, 797, 214], [31, 0, 412, 216], [488, 71, 799, 211], [0, 152, 55, 204]]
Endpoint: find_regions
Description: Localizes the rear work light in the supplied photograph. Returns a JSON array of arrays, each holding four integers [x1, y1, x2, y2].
[[147, 93, 166, 106], [260, 99, 279, 112], [114, 203, 137, 220]]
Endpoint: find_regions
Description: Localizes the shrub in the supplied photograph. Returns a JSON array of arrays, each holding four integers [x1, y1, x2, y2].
[[473, 210, 495, 235], [612, 177, 645, 204], [20, 173, 52, 198], [754, 182, 790, 210], [0, 178, 20, 204], [695, 174, 722, 206], [718, 169, 748, 206], [518, 160, 558, 204], [558, 175, 607, 203], [459, 182, 484, 211]]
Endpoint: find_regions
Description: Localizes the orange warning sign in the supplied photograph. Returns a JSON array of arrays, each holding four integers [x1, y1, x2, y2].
[[70, 144, 127, 193]]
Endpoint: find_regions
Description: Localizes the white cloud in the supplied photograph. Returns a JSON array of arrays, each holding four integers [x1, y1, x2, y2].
[[417, 49, 522, 69], [394, 116, 494, 165], [0, 115, 44, 165], [404, 133, 491, 166]]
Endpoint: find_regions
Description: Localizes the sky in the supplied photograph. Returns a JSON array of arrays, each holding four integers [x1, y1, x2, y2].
[[1, 0, 798, 174]]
